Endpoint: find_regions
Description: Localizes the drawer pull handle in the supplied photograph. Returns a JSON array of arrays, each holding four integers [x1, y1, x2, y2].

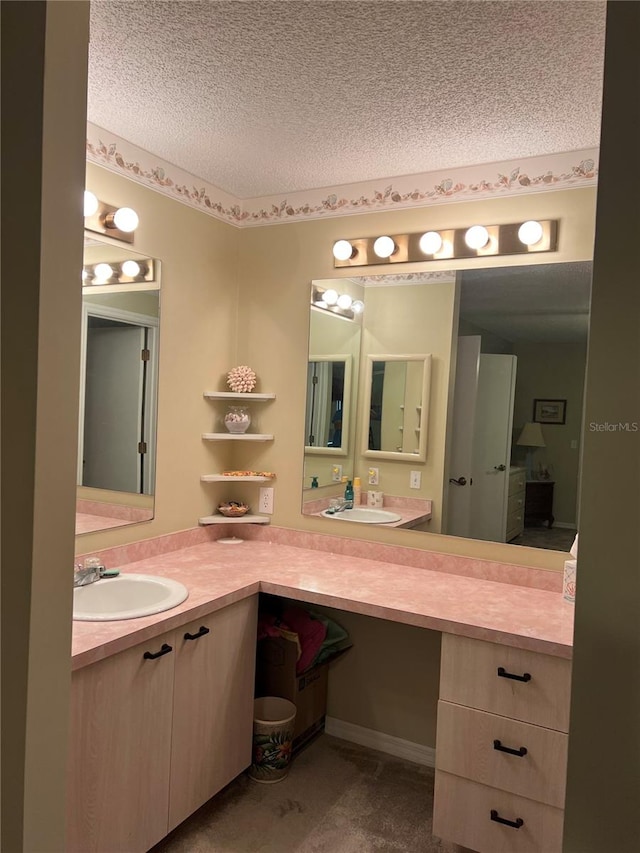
[[497, 666, 531, 682], [490, 809, 524, 829], [143, 643, 173, 660], [493, 739, 528, 757], [184, 626, 210, 641]]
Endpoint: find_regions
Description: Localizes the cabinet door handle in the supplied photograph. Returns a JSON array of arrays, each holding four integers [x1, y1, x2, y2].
[[490, 809, 524, 829], [497, 666, 531, 682], [493, 739, 528, 757], [143, 643, 173, 660], [184, 626, 210, 641]]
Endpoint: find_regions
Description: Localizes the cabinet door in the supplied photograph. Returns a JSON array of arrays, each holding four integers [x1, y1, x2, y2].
[[66, 632, 176, 853], [168, 595, 258, 830]]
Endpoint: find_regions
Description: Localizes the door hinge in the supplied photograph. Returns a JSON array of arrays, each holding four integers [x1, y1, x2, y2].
[[141, 348, 150, 361], [138, 441, 147, 454]]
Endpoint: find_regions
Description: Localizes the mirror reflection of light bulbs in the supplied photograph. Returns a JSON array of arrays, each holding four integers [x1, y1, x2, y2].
[[121, 260, 141, 277], [94, 263, 113, 283], [465, 225, 489, 250], [81, 268, 88, 282], [112, 207, 139, 232], [419, 231, 443, 255], [518, 220, 544, 246], [332, 240, 355, 261], [323, 289, 339, 305], [337, 294, 353, 310], [373, 235, 396, 258], [83, 191, 99, 217], [351, 300, 364, 315]]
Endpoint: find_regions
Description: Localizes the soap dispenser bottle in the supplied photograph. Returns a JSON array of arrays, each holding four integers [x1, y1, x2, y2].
[[344, 479, 354, 509]]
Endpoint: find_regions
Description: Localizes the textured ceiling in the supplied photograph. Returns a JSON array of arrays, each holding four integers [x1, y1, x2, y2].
[[88, 1, 606, 199], [459, 261, 592, 343]]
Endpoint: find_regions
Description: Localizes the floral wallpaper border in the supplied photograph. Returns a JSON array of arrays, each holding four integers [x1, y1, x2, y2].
[[86, 123, 598, 229], [349, 271, 456, 287]]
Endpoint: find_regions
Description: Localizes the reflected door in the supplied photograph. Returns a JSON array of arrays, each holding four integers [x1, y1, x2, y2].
[[446, 336, 481, 537], [83, 321, 146, 493], [469, 354, 517, 542]]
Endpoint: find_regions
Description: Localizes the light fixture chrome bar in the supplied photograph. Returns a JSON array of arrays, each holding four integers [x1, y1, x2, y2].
[[84, 198, 138, 244], [332, 220, 558, 268], [83, 258, 155, 287]]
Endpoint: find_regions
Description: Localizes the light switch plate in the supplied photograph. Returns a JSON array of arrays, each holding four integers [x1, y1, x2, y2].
[[410, 470, 421, 489]]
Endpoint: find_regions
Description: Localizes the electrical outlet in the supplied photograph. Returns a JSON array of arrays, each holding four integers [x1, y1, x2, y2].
[[331, 464, 343, 482], [258, 487, 274, 514], [368, 467, 379, 485], [410, 470, 421, 489]]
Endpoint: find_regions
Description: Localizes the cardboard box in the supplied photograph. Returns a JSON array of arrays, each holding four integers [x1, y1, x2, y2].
[[256, 635, 345, 751]]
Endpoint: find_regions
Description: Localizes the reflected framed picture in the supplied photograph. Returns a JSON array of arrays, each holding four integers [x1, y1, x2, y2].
[[533, 398, 567, 425]]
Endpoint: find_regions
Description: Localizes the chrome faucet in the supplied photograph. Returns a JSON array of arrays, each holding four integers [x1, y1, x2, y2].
[[73, 559, 106, 587]]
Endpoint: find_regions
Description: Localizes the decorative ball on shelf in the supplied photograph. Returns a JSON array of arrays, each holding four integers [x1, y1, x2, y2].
[[226, 365, 257, 393]]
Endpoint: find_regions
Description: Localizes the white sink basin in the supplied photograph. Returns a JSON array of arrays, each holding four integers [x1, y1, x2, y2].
[[321, 508, 402, 524], [73, 573, 189, 621]]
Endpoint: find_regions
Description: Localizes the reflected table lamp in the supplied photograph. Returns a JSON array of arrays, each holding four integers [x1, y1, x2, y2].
[[516, 422, 546, 479]]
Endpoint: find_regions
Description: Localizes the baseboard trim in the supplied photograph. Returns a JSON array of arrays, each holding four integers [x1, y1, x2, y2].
[[553, 521, 577, 529], [325, 717, 436, 768]]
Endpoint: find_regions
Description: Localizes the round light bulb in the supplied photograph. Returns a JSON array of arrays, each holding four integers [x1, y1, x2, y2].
[[93, 263, 113, 283], [332, 240, 355, 261], [465, 225, 489, 250], [518, 220, 544, 246], [121, 260, 141, 277], [83, 191, 99, 217], [373, 235, 396, 258], [81, 268, 89, 282], [351, 300, 364, 315], [419, 231, 443, 255], [112, 207, 139, 232], [323, 289, 339, 305], [337, 293, 353, 310]]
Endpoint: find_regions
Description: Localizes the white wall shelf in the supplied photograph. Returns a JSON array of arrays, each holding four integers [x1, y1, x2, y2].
[[200, 474, 275, 483], [198, 514, 270, 525], [202, 433, 274, 442], [203, 392, 275, 401]]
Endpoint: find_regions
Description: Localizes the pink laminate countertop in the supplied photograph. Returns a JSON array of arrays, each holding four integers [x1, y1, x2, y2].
[[71, 540, 574, 669]]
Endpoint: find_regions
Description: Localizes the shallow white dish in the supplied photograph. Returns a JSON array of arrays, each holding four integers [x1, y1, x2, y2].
[[73, 573, 188, 621], [320, 507, 402, 524]]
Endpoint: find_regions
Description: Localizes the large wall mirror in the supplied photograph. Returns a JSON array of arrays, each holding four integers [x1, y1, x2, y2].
[[76, 236, 161, 535], [302, 262, 591, 554]]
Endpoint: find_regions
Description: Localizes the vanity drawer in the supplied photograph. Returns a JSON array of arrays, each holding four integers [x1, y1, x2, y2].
[[508, 491, 525, 515], [506, 509, 524, 541], [509, 469, 526, 495], [433, 771, 564, 853], [435, 701, 568, 807], [440, 634, 571, 731]]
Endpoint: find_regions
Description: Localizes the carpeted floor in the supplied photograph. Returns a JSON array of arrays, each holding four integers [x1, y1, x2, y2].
[[151, 735, 461, 852]]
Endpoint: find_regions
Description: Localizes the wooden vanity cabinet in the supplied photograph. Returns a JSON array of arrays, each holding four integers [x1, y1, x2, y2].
[[433, 634, 572, 853], [168, 595, 258, 830], [66, 629, 176, 853], [67, 595, 258, 853]]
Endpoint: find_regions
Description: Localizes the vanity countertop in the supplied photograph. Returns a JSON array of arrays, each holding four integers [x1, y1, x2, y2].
[[71, 538, 574, 670]]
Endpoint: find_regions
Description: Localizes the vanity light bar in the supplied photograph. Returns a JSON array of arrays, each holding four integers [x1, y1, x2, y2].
[[332, 220, 558, 268], [82, 258, 155, 287], [311, 285, 364, 320], [84, 192, 140, 244]]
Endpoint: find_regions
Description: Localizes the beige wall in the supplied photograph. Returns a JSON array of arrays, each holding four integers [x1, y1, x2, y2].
[[356, 281, 458, 531], [564, 5, 640, 850], [75, 162, 240, 554], [235, 187, 597, 571], [1, 3, 90, 850], [512, 341, 587, 526]]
